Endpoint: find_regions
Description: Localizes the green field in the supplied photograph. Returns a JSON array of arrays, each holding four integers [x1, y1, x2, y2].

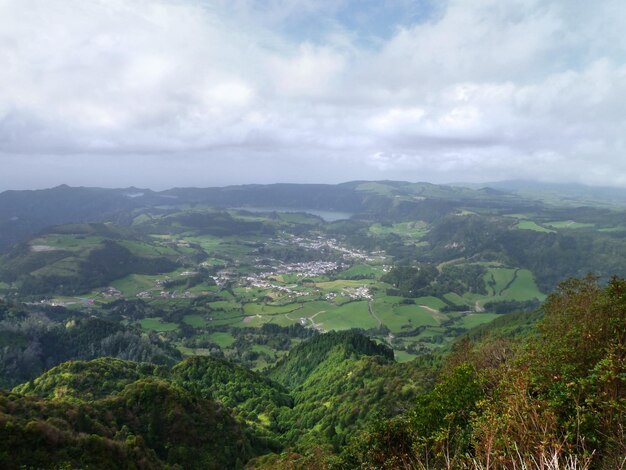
[[183, 314, 208, 327], [243, 302, 301, 315], [369, 221, 429, 239], [30, 257, 83, 278], [483, 268, 544, 301], [296, 301, 337, 319], [443, 292, 468, 307], [414, 296, 447, 310], [208, 300, 241, 311], [315, 279, 376, 291], [118, 240, 179, 257], [498, 269, 545, 301], [545, 220, 595, 229], [515, 221, 555, 233], [110, 273, 164, 296], [316, 301, 377, 331], [29, 235, 104, 252], [208, 332, 236, 348], [373, 301, 439, 333], [182, 235, 223, 254], [458, 313, 499, 329], [394, 350, 418, 363], [139, 317, 179, 332], [4, 200, 572, 367]]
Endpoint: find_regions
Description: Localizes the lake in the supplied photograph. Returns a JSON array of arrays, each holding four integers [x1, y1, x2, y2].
[[233, 206, 353, 222]]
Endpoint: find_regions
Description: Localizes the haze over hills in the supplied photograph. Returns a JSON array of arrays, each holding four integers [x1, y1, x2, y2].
[[0, 179, 624, 468], [0, 179, 567, 251], [459, 180, 626, 207], [2, 0, 626, 466]]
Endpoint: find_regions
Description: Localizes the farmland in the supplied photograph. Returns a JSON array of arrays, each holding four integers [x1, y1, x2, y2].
[[4, 186, 624, 369]]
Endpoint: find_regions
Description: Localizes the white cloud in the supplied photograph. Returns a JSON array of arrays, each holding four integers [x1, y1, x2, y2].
[[1, 0, 626, 189], [268, 43, 346, 97]]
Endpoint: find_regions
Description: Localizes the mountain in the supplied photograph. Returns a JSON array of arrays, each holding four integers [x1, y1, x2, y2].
[[3, 330, 436, 467], [2, 278, 624, 469], [0, 300, 181, 389], [461, 180, 626, 207], [254, 277, 626, 469], [266, 331, 435, 449], [0, 181, 625, 467], [0, 180, 539, 252], [2, 377, 257, 469], [0, 185, 158, 251]]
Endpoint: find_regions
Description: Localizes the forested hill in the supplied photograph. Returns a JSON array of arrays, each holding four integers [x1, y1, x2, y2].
[[254, 276, 626, 469], [1, 276, 624, 468], [268, 330, 395, 388], [0, 300, 181, 389], [0, 330, 432, 468], [0, 181, 539, 252], [1, 378, 257, 469]]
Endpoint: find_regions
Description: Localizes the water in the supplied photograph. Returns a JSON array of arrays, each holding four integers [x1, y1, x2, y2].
[[233, 206, 353, 222]]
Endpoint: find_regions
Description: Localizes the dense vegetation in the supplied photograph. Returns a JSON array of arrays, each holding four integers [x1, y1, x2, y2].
[[0, 379, 256, 469], [264, 276, 624, 469], [1, 277, 625, 467], [0, 331, 434, 468], [1, 181, 626, 467], [0, 300, 180, 388]]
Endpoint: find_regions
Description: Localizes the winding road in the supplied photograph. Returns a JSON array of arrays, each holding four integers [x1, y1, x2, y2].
[[368, 300, 383, 326]]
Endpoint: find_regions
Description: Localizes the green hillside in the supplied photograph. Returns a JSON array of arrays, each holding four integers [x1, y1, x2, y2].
[[254, 276, 625, 469], [1, 276, 624, 469], [1, 379, 258, 469]]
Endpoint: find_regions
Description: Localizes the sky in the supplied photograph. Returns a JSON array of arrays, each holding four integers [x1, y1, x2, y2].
[[1, 0, 626, 190]]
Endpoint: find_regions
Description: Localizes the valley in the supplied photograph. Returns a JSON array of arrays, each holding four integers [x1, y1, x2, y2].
[[0, 197, 550, 369], [0, 181, 625, 468]]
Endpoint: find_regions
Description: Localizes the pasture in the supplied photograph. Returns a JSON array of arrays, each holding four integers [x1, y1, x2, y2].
[[139, 317, 179, 332], [515, 220, 555, 233]]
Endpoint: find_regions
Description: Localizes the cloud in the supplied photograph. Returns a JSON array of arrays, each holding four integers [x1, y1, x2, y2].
[[1, 0, 626, 189]]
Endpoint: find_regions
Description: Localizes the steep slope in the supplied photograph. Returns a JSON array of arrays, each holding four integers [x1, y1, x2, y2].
[[0, 223, 186, 295], [0, 301, 181, 388], [268, 331, 436, 449], [331, 276, 626, 469], [13, 358, 164, 400], [172, 355, 292, 445], [268, 330, 395, 389], [1, 378, 257, 469]]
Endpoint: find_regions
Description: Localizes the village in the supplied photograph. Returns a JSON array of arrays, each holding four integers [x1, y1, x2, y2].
[[36, 233, 384, 311]]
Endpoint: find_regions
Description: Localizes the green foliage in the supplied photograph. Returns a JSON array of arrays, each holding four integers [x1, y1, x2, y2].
[[1, 331, 435, 468], [339, 276, 626, 468], [13, 358, 164, 400], [335, 417, 417, 469], [261, 331, 436, 451], [382, 263, 488, 298], [482, 298, 540, 314], [0, 378, 257, 469], [269, 330, 394, 389], [172, 355, 292, 438], [0, 302, 180, 388], [527, 275, 626, 457], [381, 264, 438, 297]]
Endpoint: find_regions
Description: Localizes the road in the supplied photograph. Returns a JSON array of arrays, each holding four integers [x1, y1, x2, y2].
[[368, 300, 382, 326]]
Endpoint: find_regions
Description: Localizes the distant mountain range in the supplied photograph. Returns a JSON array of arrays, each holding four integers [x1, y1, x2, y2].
[[0, 181, 527, 252], [2, 179, 626, 253], [458, 180, 626, 206]]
